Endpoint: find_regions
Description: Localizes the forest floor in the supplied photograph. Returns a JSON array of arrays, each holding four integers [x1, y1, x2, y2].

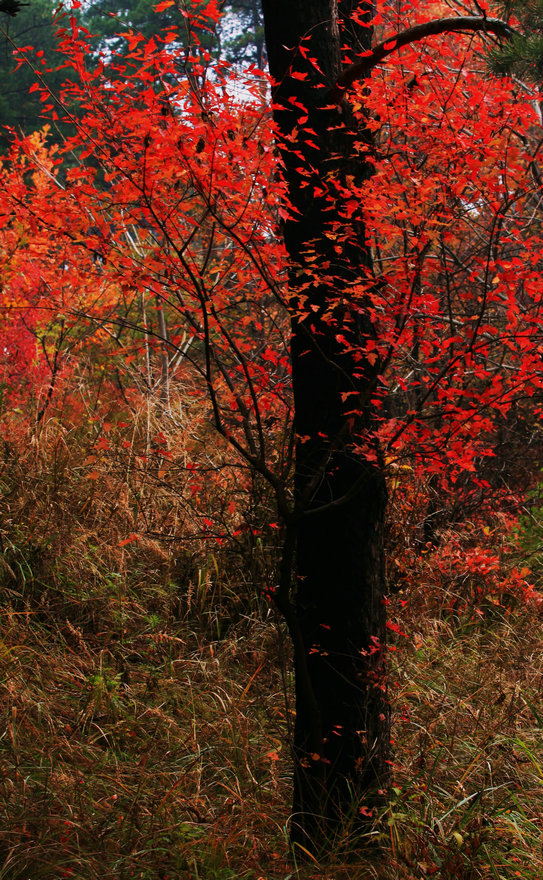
[[0, 545, 541, 880]]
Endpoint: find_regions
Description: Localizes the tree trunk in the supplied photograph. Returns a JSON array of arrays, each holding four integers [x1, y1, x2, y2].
[[261, 0, 391, 853]]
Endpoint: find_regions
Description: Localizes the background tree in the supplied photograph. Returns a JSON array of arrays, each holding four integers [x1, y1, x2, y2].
[[221, 0, 264, 66], [82, 0, 264, 64], [0, 0, 69, 143], [0, 0, 264, 148], [488, 0, 543, 78]]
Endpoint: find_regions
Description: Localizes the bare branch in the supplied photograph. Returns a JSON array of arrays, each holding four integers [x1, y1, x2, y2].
[[329, 16, 517, 101]]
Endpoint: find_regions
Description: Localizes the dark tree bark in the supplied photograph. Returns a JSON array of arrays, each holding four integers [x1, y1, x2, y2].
[[260, 0, 391, 852]]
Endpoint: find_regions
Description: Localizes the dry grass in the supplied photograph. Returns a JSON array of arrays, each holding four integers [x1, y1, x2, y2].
[[386, 610, 543, 880], [0, 599, 293, 879], [0, 415, 542, 879]]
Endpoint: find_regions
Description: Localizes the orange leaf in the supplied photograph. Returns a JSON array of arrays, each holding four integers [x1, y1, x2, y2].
[[118, 534, 139, 547]]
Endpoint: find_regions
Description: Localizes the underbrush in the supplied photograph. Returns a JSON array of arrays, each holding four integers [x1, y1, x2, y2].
[[0, 602, 292, 880], [0, 417, 542, 879], [385, 608, 543, 880]]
